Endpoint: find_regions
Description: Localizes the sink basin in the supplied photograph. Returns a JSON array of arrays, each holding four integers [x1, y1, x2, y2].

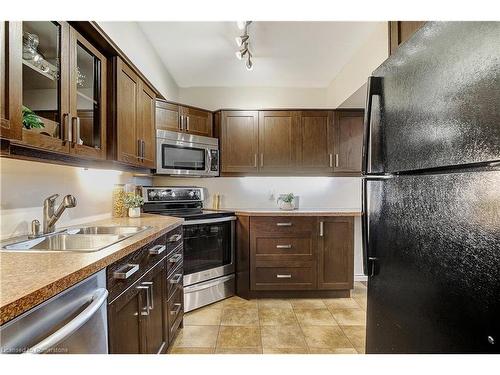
[[65, 226, 149, 236], [2, 226, 150, 252]]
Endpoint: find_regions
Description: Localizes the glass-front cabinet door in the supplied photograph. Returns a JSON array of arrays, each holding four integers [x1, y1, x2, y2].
[[69, 29, 106, 159], [21, 21, 70, 153]]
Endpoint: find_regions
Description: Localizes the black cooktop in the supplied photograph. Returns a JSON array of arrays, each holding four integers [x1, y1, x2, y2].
[[144, 208, 235, 221]]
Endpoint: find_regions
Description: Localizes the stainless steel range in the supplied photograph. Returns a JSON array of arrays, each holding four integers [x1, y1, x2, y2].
[[142, 186, 235, 312]]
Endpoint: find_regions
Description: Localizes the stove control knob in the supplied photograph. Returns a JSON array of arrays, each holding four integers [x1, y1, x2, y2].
[[149, 191, 157, 199], [160, 190, 167, 197], [188, 191, 195, 198]]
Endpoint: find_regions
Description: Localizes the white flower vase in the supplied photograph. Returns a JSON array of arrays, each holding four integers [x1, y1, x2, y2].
[[128, 207, 141, 218], [278, 200, 295, 211]]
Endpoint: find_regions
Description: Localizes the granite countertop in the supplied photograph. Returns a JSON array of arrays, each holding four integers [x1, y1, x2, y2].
[[229, 208, 362, 217], [0, 214, 183, 325]]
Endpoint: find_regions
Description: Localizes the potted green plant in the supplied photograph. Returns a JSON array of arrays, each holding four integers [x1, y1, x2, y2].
[[277, 193, 296, 210], [123, 193, 144, 218], [22, 106, 44, 130]]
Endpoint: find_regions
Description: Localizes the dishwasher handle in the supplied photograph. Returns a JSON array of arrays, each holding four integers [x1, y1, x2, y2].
[[25, 288, 108, 354]]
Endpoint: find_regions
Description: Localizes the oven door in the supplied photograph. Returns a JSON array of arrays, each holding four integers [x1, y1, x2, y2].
[[156, 138, 211, 176], [182, 216, 236, 286]]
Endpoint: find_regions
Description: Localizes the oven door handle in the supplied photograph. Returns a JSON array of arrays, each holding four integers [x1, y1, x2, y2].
[[184, 274, 235, 293], [183, 216, 237, 226]]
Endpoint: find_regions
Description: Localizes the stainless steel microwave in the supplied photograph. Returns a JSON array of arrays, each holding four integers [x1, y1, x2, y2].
[[156, 130, 219, 176]]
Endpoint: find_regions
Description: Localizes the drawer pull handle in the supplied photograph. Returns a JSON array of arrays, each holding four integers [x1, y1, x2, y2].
[[276, 274, 292, 279], [276, 244, 292, 249], [149, 244, 166, 255], [113, 264, 139, 279], [170, 273, 183, 284], [169, 253, 182, 263], [168, 234, 182, 243], [170, 303, 182, 316], [276, 222, 292, 227], [141, 281, 154, 310]]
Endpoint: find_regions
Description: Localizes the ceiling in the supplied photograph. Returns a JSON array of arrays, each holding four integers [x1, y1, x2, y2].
[[138, 22, 380, 88]]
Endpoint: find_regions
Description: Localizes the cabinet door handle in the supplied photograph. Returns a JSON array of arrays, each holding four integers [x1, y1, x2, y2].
[[169, 253, 182, 263], [168, 234, 182, 243], [170, 303, 182, 316], [149, 244, 166, 255], [141, 281, 154, 310], [276, 222, 292, 227], [113, 263, 139, 279], [329, 153, 333, 168], [276, 274, 292, 279], [186, 116, 190, 131], [335, 153, 339, 167], [276, 244, 292, 249], [319, 221, 324, 237], [260, 153, 264, 167], [71, 117, 80, 145], [180, 115, 184, 131], [254, 154, 257, 168], [137, 139, 142, 159], [169, 273, 183, 284], [141, 140, 145, 159], [63, 113, 71, 142], [136, 285, 150, 315]]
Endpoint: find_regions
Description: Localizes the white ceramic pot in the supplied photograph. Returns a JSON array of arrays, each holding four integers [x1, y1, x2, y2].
[[278, 200, 295, 210], [128, 207, 141, 218]]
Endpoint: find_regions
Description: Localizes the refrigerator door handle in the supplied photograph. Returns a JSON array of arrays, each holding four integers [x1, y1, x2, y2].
[[362, 175, 393, 276], [362, 76, 382, 175]]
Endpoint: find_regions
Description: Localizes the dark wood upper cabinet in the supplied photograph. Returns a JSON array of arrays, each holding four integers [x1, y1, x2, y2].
[[156, 100, 181, 133], [182, 106, 213, 137], [68, 28, 107, 160], [389, 21, 426, 55], [258, 110, 299, 173], [317, 217, 354, 290], [138, 82, 156, 168], [156, 99, 213, 138], [2, 21, 108, 160], [219, 110, 259, 173], [1, 22, 22, 141], [297, 110, 334, 174], [115, 57, 155, 168], [333, 110, 364, 173]]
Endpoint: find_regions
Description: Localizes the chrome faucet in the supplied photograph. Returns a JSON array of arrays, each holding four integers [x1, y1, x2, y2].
[[43, 194, 77, 234]]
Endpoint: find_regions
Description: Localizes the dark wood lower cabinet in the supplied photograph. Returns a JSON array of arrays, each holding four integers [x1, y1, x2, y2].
[[243, 215, 355, 297], [108, 259, 167, 354], [318, 217, 354, 290], [107, 229, 184, 354]]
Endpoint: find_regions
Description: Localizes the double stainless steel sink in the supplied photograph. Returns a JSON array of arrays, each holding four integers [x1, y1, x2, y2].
[[2, 226, 150, 253]]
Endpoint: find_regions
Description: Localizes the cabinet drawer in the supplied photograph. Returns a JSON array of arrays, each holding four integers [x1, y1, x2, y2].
[[166, 226, 183, 254], [251, 216, 315, 234], [252, 265, 316, 290], [167, 263, 183, 300], [166, 244, 183, 277], [255, 236, 313, 257], [167, 286, 184, 343], [107, 234, 167, 301]]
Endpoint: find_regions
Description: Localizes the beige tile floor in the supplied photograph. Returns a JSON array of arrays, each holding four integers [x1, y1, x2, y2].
[[169, 281, 367, 354]]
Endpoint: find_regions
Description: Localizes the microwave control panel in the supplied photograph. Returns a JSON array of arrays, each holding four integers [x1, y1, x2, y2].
[[210, 150, 219, 172]]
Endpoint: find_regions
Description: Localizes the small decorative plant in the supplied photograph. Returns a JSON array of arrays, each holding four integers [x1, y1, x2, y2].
[[124, 193, 144, 218], [22, 106, 45, 130], [277, 193, 296, 210]]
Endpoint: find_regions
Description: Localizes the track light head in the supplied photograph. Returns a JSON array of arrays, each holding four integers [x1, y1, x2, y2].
[[235, 34, 249, 47], [235, 46, 248, 60], [246, 56, 253, 71], [237, 21, 252, 30]]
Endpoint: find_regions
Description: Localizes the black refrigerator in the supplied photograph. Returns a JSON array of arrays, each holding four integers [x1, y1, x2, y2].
[[362, 22, 500, 354]]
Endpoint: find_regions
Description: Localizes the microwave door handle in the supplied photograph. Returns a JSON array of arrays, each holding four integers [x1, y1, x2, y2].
[[206, 149, 211, 173]]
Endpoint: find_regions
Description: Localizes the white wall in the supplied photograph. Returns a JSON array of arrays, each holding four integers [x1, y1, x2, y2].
[[178, 87, 328, 111], [0, 159, 138, 240], [326, 23, 388, 108], [97, 21, 180, 101], [153, 176, 365, 279]]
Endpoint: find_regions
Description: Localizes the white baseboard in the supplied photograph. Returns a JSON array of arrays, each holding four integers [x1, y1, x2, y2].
[[354, 274, 368, 282]]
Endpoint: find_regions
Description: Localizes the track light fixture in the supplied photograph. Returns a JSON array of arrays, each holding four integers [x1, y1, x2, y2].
[[235, 21, 254, 71]]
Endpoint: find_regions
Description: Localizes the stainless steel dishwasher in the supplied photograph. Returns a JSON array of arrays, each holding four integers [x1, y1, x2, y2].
[[0, 270, 108, 354]]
